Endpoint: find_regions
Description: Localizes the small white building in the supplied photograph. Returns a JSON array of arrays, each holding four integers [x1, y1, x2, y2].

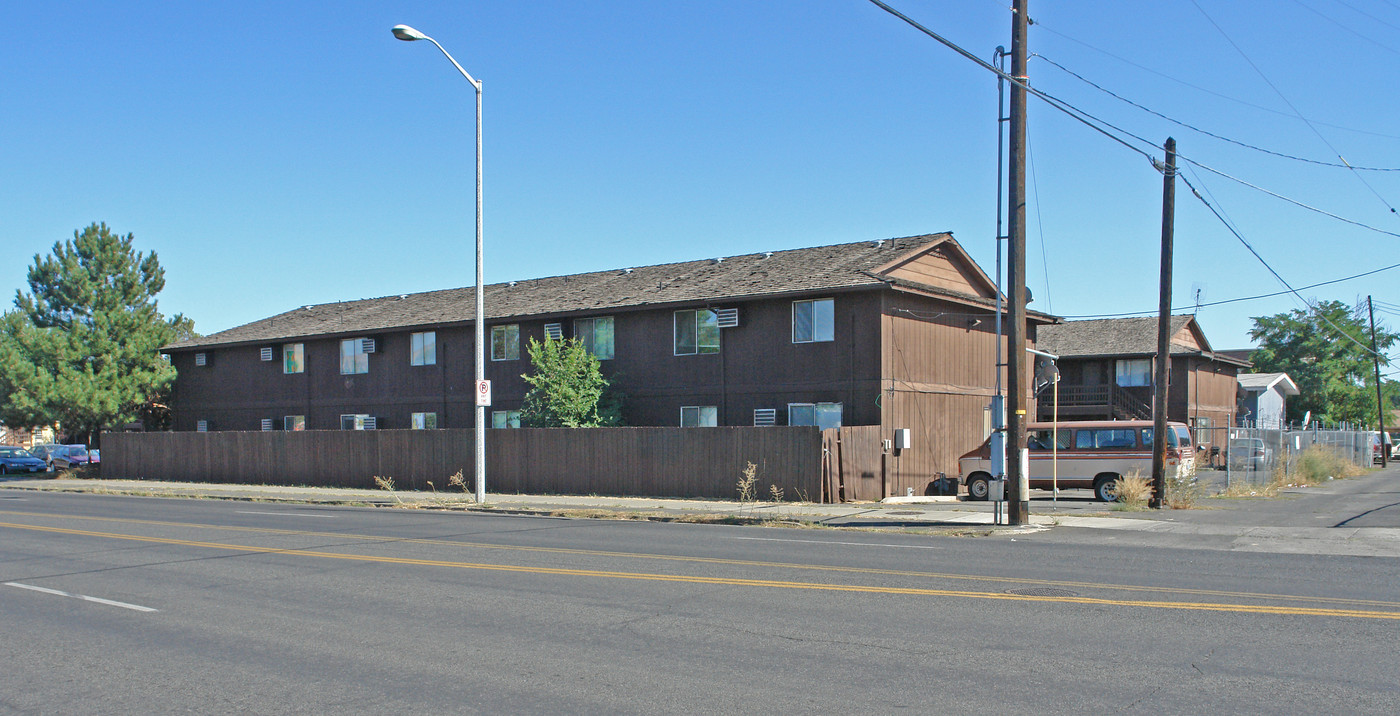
[[1237, 373, 1299, 429]]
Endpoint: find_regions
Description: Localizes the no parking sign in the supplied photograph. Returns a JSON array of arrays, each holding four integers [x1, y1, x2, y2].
[[475, 379, 492, 407]]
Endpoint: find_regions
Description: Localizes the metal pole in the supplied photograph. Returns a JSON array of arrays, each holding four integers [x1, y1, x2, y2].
[[993, 46, 1007, 488], [1006, 0, 1030, 525], [1150, 138, 1176, 509]]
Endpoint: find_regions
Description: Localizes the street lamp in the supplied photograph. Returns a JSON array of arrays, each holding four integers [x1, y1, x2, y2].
[[393, 24, 487, 504]]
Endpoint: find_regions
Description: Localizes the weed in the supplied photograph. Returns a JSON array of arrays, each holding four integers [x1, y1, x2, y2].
[[1165, 462, 1202, 509], [737, 462, 758, 504], [1293, 445, 1365, 485], [768, 484, 784, 503], [1113, 471, 1151, 510], [372, 475, 403, 504]]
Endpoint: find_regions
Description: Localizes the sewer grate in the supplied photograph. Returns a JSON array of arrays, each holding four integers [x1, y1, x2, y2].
[[1006, 587, 1079, 598]]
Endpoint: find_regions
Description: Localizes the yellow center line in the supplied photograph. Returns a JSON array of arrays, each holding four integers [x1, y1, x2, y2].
[[4, 520, 1399, 620], [3, 509, 1397, 609]]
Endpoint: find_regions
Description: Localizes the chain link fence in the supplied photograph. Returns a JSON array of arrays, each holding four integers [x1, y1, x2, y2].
[[1191, 426, 1376, 489]]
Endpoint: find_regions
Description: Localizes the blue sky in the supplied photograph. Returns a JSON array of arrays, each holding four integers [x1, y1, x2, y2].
[[5, 1, 1400, 354]]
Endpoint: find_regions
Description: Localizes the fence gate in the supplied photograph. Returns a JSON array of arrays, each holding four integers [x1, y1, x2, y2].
[[822, 426, 885, 502]]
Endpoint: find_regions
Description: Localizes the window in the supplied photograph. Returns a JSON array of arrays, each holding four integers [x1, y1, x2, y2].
[[491, 410, 521, 429], [341, 339, 369, 374], [284, 415, 306, 431], [1140, 427, 1179, 449], [788, 402, 842, 429], [340, 414, 372, 430], [411, 412, 438, 430], [410, 332, 436, 366], [195, 352, 207, 366], [196, 420, 209, 432], [1027, 428, 1072, 451], [680, 406, 718, 427], [492, 325, 520, 361], [674, 310, 720, 355], [1076, 429, 1137, 450], [261, 418, 273, 431], [574, 317, 614, 360], [1116, 358, 1152, 387], [283, 343, 304, 374], [792, 299, 834, 343]]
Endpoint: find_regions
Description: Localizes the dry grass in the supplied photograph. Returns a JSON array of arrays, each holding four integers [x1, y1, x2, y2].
[[1293, 445, 1366, 485], [1164, 463, 1203, 509], [1113, 472, 1152, 510]]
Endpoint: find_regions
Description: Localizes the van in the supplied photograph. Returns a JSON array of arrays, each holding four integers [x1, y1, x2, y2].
[[959, 420, 1192, 502]]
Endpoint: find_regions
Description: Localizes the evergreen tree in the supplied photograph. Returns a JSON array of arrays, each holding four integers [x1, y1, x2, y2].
[[1248, 300, 1396, 426], [518, 337, 623, 427], [0, 223, 190, 441]]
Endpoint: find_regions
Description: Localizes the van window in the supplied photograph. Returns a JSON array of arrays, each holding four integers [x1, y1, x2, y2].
[[1141, 427, 1179, 449], [1028, 428, 1072, 451], [1077, 428, 1137, 450]]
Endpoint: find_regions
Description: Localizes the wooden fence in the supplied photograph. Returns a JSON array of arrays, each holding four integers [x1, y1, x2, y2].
[[100, 427, 827, 502]]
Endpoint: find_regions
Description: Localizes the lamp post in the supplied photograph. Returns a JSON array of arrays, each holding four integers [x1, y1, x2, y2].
[[393, 24, 487, 504]]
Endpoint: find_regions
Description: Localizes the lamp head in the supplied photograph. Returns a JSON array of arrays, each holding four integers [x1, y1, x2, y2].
[[392, 24, 430, 41]]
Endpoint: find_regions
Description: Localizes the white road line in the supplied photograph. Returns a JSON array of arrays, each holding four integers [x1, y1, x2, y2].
[[5, 582, 158, 612], [731, 536, 941, 549], [237, 511, 333, 518]]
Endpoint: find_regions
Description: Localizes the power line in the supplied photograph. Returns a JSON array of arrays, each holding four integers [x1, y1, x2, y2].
[[1189, 0, 1400, 216], [1033, 54, 1400, 171]]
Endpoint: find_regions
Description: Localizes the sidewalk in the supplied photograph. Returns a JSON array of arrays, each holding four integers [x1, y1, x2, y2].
[[3, 471, 1398, 557]]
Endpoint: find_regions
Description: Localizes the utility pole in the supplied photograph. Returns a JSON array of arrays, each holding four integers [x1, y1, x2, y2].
[[1150, 138, 1176, 509], [1006, 0, 1030, 524], [1369, 295, 1387, 467]]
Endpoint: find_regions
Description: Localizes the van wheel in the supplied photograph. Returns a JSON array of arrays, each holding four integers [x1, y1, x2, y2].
[[967, 474, 991, 501], [1093, 475, 1120, 503]]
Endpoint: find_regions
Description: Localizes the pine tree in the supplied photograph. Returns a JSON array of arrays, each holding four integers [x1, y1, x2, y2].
[[0, 223, 191, 441]]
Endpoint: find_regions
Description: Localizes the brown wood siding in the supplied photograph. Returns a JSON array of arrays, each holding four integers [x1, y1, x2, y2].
[[100, 427, 823, 501]]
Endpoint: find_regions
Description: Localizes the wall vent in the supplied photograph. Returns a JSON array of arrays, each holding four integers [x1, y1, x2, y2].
[[360, 338, 376, 354], [363, 416, 378, 430], [194, 352, 207, 366], [753, 409, 776, 427], [260, 418, 273, 431], [714, 308, 739, 328], [544, 323, 563, 341], [196, 420, 209, 432], [260, 347, 274, 361]]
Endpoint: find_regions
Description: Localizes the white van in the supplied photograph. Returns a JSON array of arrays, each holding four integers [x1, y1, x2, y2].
[[959, 420, 1192, 502]]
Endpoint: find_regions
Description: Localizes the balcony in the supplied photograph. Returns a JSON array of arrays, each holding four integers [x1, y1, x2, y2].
[[1038, 384, 1152, 421]]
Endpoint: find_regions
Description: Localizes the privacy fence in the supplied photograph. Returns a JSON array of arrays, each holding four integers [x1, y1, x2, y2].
[[101, 426, 885, 503]]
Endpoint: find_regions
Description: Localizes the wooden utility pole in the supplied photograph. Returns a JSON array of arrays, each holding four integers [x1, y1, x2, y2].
[[1006, 0, 1030, 524], [1369, 295, 1387, 467], [1150, 138, 1176, 509]]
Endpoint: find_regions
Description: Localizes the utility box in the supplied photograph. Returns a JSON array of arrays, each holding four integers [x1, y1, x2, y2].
[[988, 477, 1006, 502], [894, 428, 912, 450]]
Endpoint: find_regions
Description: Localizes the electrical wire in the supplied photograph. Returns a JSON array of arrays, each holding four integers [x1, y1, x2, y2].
[[1028, 120, 1053, 314], [1290, 0, 1400, 56], [1033, 54, 1400, 171], [1178, 157, 1400, 238], [1189, 0, 1400, 216]]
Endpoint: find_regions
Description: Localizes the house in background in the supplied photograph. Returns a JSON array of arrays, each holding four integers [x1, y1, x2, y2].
[[1035, 315, 1249, 452], [162, 233, 1057, 498], [1236, 372, 1299, 429]]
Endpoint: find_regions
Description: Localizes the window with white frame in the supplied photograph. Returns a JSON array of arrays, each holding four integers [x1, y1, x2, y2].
[[680, 405, 718, 427], [792, 298, 834, 343], [340, 339, 369, 375], [411, 412, 438, 429], [410, 332, 436, 366], [491, 410, 521, 429], [1115, 358, 1152, 387], [674, 310, 720, 355], [492, 324, 520, 361], [340, 414, 372, 430], [788, 402, 843, 429], [574, 317, 614, 360], [283, 343, 304, 374], [284, 415, 306, 431]]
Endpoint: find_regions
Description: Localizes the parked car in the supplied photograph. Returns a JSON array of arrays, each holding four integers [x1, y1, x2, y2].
[[90, 448, 100, 464], [1372, 432, 1393, 464], [29, 444, 94, 470], [1228, 438, 1269, 471], [0, 446, 49, 474]]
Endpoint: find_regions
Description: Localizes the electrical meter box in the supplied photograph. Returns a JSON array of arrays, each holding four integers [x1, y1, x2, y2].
[[894, 428, 912, 450]]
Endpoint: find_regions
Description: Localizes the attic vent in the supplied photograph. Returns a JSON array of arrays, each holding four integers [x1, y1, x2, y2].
[[260, 418, 273, 431], [763, 251, 773, 259], [622, 268, 633, 274], [260, 347, 274, 362], [544, 323, 563, 341], [509, 281, 518, 287], [302, 305, 313, 310], [712, 257, 724, 264], [363, 416, 378, 430], [753, 409, 776, 427], [873, 239, 886, 248], [196, 420, 209, 432], [360, 338, 376, 354], [195, 352, 207, 366], [397, 294, 408, 300], [714, 308, 739, 328]]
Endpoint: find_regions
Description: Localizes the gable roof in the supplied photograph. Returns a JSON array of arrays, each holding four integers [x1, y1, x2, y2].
[[168, 233, 1048, 351], [1237, 372, 1300, 396], [1037, 315, 1250, 366]]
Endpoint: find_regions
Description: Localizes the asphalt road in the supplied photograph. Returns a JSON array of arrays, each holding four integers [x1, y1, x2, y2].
[[2, 491, 1397, 714]]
